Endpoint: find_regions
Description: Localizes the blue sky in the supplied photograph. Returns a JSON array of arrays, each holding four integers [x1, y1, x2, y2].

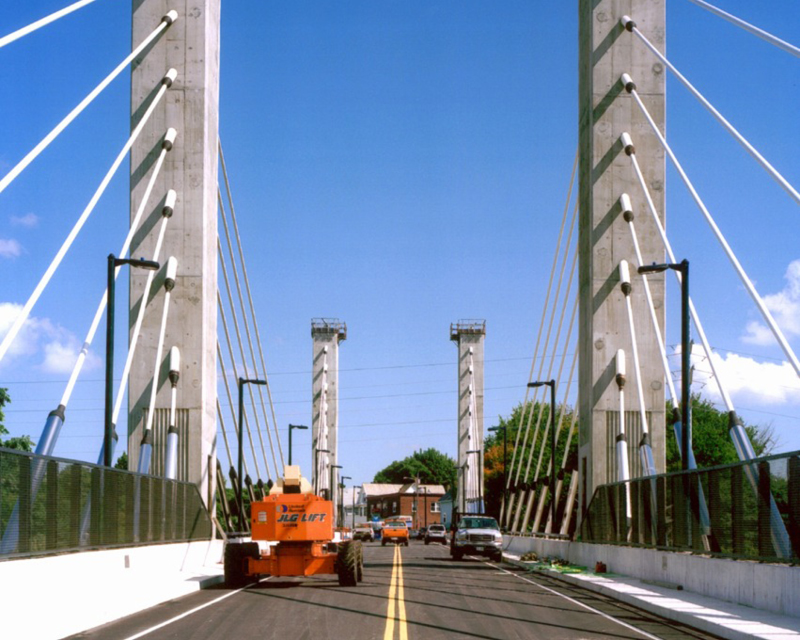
[[1, 1, 799, 489]]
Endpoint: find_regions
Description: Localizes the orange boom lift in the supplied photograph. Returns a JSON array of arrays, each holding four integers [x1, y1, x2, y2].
[[224, 466, 363, 587]]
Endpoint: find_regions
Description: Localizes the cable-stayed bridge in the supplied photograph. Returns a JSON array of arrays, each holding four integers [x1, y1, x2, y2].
[[1, 2, 799, 638]]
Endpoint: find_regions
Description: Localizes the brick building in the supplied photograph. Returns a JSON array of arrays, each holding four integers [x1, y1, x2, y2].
[[362, 482, 446, 529]]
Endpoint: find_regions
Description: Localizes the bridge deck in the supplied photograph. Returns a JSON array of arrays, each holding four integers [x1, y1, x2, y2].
[[5, 539, 799, 639]]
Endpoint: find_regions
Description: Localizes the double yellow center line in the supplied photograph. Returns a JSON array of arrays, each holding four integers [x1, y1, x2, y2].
[[383, 543, 408, 640]]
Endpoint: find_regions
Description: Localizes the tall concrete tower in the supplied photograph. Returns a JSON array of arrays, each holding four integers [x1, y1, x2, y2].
[[578, 0, 666, 519], [128, 0, 220, 506], [451, 321, 486, 515], [311, 319, 347, 519]]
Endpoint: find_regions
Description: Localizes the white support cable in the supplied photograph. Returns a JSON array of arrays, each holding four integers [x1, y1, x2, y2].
[[58, 131, 176, 410], [219, 142, 284, 466], [505, 148, 579, 499], [217, 190, 278, 475], [509, 204, 578, 532], [216, 342, 251, 478], [624, 77, 800, 379], [215, 344, 235, 464], [620, 187, 680, 409], [217, 288, 263, 481], [621, 20, 800, 207], [544, 349, 580, 534], [625, 138, 735, 410], [217, 238, 271, 479], [0, 67, 177, 365], [109, 192, 174, 428], [0, 13, 177, 195], [0, 0, 101, 49], [534, 301, 579, 534], [521, 247, 578, 499], [685, 0, 800, 58], [139, 256, 178, 474], [618, 260, 651, 439], [520, 291, 579, 533]]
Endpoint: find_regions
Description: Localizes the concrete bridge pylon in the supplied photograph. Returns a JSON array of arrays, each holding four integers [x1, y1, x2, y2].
[[128, 0, 221, 506], [578, 0, 667, 519]]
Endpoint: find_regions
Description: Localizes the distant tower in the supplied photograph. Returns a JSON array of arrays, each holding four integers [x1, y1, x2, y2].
[[311, 319, 347, 517], [451, 320, 486, 515]]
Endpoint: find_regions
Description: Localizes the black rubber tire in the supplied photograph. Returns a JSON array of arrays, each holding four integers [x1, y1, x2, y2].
[[452, 549, 464, 561], [404, 540, 409, 547], [337, 540, 359, 587], [224, 542, 258, 588], [356, 543, 364, 582], [424, 539, 430, 545], [381, 539, 386, 547]]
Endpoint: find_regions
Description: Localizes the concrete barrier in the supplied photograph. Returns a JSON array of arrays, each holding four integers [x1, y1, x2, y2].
[[0, 539, 224, 639], [502, 535, 800, 618]]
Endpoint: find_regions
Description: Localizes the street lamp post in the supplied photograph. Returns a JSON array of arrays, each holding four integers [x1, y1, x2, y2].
[[288, 424, 308, 466], [638, 260, 691, 470], [341, 475, 351, 530], [488, 425, 507, 523], [238, 377, 267, 531], [104, 255, 160, 467], [528, 380, 556, 531], [330, 464, 342, 526]]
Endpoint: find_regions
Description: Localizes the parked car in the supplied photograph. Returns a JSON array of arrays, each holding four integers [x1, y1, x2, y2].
[[424, 524, 447, 545], [450, 515, 503, 561], [381, 521, 410, 546], [353, 524, 374, 542]]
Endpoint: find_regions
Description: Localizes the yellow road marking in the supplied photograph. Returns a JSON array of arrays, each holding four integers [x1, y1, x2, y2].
[[383, 543, 408, 640]]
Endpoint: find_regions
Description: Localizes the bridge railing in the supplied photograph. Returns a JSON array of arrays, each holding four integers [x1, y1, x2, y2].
[[0, 447, 212, 559], [580, 450, 800, 563]]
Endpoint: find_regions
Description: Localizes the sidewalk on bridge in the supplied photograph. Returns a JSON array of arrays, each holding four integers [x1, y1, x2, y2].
[[502, 552, 800, 640], [1, 540, 225, 640]]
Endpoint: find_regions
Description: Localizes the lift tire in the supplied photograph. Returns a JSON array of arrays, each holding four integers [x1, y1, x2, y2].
[[224, 542, 258, 588], [337, 540, 359, 587]]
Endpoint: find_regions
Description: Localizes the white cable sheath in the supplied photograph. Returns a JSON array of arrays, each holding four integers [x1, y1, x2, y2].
[[0, 69, 177, 365], [0, 0, 102, 49], [685, 0, 800, 58], [0, 13, 178, 195], [624, 76, 800, 378], [59, 130, 176, 407], [111, 192, 175, 426], [621, 19, 800, 207]]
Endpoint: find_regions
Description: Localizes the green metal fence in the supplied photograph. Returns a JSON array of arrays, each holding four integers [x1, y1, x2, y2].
[[0, 447, 212, 558], [580, 450, 800, 563]]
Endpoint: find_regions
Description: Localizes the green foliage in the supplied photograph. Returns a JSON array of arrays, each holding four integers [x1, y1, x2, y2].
[[373, 448, 457, 488], [114, 452, 129, 470], [484, 401, 579, 519], [666, 395, 774, 472], [0, 388, 34, 452]]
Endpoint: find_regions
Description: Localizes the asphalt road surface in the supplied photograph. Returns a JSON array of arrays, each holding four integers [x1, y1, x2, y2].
[[70, 541, 721, 640]]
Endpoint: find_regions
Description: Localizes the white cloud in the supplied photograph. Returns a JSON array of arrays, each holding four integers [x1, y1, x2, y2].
[[0, 302, 100, 374], [742, 259, 800, 345], [690, 345, 800, 406], [0, 239, 22, 258], [10, 213, 39, 228]]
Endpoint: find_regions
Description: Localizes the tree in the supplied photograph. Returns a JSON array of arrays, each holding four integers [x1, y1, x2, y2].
[[373, 448, 457, 488], [114, 452, 129, 470], [665, 394, 774, 472], [483, 401, 579, 520], [0, 388, 34, 452]]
